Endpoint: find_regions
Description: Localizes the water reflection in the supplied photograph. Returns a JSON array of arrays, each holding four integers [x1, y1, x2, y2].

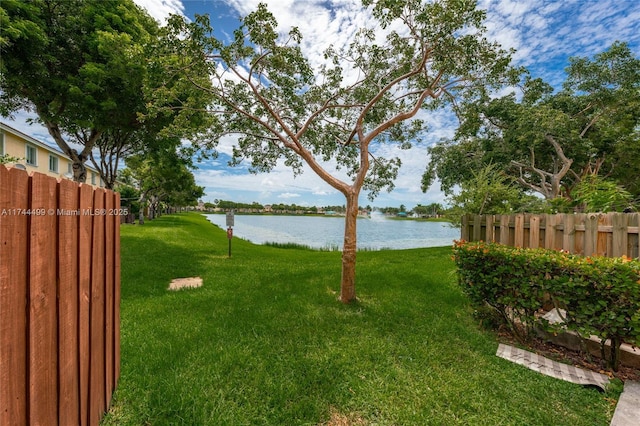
[[204, 214, 459, 251]]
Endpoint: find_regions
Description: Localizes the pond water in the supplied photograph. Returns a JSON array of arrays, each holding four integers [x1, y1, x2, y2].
[[204, 212, 460, 250]]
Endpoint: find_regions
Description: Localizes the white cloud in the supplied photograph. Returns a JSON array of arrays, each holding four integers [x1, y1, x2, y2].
[[278, 192, 301, 199], [133, 0, 185, 23], [480, 0, 640, 86], [218, 0, 380, 73]]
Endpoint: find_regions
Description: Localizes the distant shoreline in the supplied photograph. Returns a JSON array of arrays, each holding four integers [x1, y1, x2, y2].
[[202, 211, 450, 223]]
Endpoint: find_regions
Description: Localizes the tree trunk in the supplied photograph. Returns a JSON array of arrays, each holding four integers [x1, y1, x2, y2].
[[510, 135, 573, 199], [340, 191, 359, 303], [138, 194, 146, 225], [149, 196, 158, 220], [71, 159, 88, 183], [41, 120, 99, 183]]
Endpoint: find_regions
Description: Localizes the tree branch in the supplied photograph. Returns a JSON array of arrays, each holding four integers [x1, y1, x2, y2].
[[510, 134, 573, 199]]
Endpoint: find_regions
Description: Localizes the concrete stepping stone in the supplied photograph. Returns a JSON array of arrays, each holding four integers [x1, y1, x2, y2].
[[610, 381, 640, 426], [168, 276, 203, 290]]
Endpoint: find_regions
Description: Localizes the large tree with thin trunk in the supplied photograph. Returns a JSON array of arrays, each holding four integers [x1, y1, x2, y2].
[[149, 0, 514, 303], [0, 0, 157, 182]]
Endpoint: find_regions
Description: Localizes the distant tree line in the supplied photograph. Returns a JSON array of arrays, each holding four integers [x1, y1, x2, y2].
[[214, 200, 265, 211], [206, 200, 446, 217], [210, 200, 345, 214]]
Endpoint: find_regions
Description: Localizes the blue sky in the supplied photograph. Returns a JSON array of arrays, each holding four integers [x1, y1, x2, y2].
[[6, 0, 640, 209]]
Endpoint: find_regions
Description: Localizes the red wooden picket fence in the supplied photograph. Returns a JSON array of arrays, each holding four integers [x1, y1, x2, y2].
[[461, 212, 640, 259], [0, 165, 121, 426]]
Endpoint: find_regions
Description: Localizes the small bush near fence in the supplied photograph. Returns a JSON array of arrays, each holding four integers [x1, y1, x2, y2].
[[453, 240, 640, 371]]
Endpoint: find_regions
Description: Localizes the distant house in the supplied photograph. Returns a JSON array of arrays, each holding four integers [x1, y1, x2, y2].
[[1, 121, 103, 187], [396, 211, 407, 217]]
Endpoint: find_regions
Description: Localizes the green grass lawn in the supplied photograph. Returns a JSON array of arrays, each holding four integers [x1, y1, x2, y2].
[[102, 213, 618, 425]]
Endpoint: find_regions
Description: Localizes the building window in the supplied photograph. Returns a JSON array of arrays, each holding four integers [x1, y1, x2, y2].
[[91, 172, 96, 185], [26, 145, 37, 165], [49, 155, 59, 173], [67, 162, 73, 175], [0, 131, 4, 156]]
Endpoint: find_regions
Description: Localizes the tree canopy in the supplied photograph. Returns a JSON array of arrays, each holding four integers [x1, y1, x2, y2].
[[424, 41, 640, 210], [122, 151, 204, 223], [148, 0, 515, 302], [0, 0, 158, 182]]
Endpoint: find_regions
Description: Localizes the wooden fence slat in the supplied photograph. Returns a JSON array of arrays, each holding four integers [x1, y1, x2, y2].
[[78, 184, 94, 426], [563, 214, 576, 254], [633, 213, 640, 259], [514, 214, 525, 247], [499, 215, 510, 245], [544, 214, 555, 250], [611, 213, 627, 258], [598, 213, 612, 257], [473, 215, 482, 242], [461, 214, 470, 241], [486, 215, 495, 242], [583, 213, 599, 256], [114, 193, 121, 383], [28, 173, 59, 425], [529, 215, 540, 249], [57, 178, 81, 425], [0, 167, 29, 426], [104, 193, 115, 407], [89, 189, 106, 426]]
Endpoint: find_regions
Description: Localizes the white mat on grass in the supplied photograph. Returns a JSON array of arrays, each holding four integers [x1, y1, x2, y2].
[[496, 343, 610, 391]]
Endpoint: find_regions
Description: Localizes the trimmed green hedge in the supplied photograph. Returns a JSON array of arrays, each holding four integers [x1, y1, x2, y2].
[[453, 240, 640, 370]]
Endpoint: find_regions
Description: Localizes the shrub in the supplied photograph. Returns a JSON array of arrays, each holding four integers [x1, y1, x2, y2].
[[453, 240, 640, 370]]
